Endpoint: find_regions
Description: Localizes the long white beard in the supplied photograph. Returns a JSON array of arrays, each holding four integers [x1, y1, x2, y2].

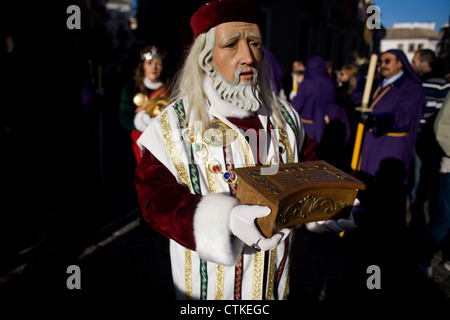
[[212, 66, 262, 113]]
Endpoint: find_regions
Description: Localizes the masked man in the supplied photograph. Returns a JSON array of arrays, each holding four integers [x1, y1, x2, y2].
[[134, 0, 351, 300]]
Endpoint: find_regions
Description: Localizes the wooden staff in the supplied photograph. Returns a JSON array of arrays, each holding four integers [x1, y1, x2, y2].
[[350, 54, 378, 172]]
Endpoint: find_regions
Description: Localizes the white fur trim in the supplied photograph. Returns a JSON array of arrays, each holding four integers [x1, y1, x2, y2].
[[202, 76, 254, 119], [134, 109, 151, 132], [144, 78, 163, 90], [194, 193, 244, 266]]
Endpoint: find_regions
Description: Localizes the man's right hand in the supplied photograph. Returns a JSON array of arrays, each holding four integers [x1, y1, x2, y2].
[[229, 205, 290, 252]]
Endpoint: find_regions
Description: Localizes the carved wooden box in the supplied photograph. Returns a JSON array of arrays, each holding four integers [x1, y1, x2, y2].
[[235, 161, 365, 238]]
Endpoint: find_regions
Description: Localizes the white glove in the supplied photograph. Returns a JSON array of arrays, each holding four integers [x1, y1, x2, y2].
[[305, 220, 329, 233], [324, 212, 355, 233], [133, 109, 152, 132], [289, 90, 297, 100], [229, 205, 291, 252], [306, 198, 359, 234]]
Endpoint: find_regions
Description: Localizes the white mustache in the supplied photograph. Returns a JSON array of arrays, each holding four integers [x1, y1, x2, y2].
[[232, 66, 258, 85]]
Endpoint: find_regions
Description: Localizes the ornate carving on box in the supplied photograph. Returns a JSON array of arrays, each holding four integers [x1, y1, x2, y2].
[[235, 161, 365, 238]]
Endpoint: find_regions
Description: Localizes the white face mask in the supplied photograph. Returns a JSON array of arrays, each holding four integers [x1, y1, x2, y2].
[[198, 28, 262, 115]]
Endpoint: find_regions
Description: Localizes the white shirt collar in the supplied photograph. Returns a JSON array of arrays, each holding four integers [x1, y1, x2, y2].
[[383, 70, 404, 87]]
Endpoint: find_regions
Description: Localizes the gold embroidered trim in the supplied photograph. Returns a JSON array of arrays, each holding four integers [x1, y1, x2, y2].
[[160, 112, 191, 189], [215, 265, 225, 300], [160, 111, 193, 299], [279, 129, 293, 163], [203, 155, 223, 299], [265, 248, 277, 300], [185, 248, 193, 300], [252, 250, 264, 299], [282, 262, 290, 300], [238, 134, 256, 167]]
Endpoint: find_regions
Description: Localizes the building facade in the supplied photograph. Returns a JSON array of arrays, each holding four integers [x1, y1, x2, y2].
[[380, 22, 440, 61]]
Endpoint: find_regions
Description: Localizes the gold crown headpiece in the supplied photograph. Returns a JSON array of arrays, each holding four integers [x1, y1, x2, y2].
[[140, 46, 166, 61]]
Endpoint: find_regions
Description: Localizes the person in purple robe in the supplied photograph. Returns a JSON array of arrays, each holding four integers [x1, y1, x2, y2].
[[316, 103, 353, 171], [354, 48, 425, 249], [291, 55, 336, 145], [351, 51, 425, 298], [357, 49, 424, 186]]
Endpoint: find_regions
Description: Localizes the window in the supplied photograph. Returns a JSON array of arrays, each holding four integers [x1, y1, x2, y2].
[[408, 43, 415, 52]]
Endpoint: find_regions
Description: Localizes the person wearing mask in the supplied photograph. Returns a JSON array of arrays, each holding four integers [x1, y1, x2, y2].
[[134, 0, 355, 300]]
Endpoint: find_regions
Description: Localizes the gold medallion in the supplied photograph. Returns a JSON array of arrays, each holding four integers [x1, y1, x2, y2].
[[182, 127, 195, 144], [203, 118, 238, 147]]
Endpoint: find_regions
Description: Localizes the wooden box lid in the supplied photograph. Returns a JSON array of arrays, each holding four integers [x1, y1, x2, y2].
[[235, 161, 365, 237]]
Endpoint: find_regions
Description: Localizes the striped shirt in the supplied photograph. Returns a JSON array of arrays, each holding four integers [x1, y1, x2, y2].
[[420, 77, 450, 126]]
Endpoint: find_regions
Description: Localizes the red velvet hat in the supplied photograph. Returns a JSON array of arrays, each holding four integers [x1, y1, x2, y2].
[[190, 0, 262, 39]]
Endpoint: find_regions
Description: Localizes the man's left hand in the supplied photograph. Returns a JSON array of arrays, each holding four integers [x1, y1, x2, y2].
[[306, 198, 359, 234], [324, 212, 356, 233], [306, 212, 356, 233]]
